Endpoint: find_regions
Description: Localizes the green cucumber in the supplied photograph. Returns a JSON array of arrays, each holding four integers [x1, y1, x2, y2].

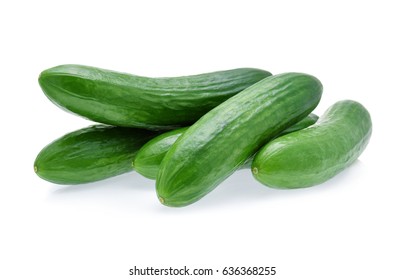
[[134, 114, 319, 179], [133, 127, 188, 179], [34, 125, 159, 184], [38, 65, 272, 130], [251, 100, 372, 188], [277, 113, 319, 137], [156, 73, 323, 207]]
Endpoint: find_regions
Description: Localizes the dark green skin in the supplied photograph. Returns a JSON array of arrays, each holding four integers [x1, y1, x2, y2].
[[156, 73, 323, 207], [252, 100, 372, 189], [38, 65, 272, 130], [133, 114, 319, 179], [34, 125, 159, 184]]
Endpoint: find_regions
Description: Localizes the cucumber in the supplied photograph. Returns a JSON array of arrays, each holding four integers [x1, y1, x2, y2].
[[251, 100, 372, 188], [38, 65, 272, 130], [277, 113, 318, 137], [34, 125, 159, 184], [133, 114, 319, 179], [133, 127, 188, 180], [156, 73, 323, 207]]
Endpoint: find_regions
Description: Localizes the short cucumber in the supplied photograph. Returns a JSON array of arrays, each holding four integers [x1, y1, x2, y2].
[[133, 114, 318, 179], [34, 125, 159, 184], [156, 73, 323, 207], [251, 100, 372, 188], [38, 65, 272, 130]]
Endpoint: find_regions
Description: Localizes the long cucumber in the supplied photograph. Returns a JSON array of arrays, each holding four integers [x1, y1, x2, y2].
[[156, 73, 323, 207], [39, 65, 272, 130]]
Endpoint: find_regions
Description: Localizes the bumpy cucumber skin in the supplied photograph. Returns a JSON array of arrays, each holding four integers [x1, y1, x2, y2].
[[38, 65, 272, 130], [34, 125, 159, 184], [156, 73, 323, 207], [252, 100, 372, 189], [134, 114, 318, 179]]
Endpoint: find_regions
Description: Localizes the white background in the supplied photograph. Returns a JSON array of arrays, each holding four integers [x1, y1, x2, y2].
[[1, 0, 403, 279]]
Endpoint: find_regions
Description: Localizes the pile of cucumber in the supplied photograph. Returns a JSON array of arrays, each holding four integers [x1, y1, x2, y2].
[[34, 65, 372, 207]]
